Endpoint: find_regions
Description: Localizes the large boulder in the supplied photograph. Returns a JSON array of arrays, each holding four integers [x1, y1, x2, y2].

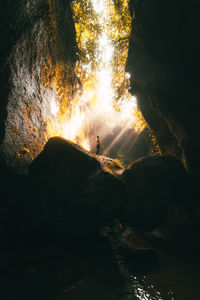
[[13, 137, 125, 234], [121, 155, 188, 228]]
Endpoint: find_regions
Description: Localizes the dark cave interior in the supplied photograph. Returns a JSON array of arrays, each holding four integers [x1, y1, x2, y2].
[[0, 1, 200, 299]]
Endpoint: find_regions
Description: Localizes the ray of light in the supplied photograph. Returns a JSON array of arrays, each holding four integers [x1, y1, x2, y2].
[[46, 0, 146, 155]]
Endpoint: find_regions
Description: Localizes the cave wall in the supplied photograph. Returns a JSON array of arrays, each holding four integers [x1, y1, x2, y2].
[[0, 1, 22, 144], [0, 0, 78, 173], [127, 0, 200, 172]]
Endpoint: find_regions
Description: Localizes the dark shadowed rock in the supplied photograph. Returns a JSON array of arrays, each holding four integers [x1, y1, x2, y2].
[[121, 155, 188, 228], [0, 160, 27, 208], [30, 136, 99, 184], [129, 127, 154, 161], [102, 220, 158, 272], [16, 137, 125, 234], [127, 0, 200, 172]]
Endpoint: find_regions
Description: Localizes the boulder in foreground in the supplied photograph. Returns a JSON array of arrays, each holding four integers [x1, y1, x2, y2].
[[24, 137, 125, 234], [121, 155, 188, 228]]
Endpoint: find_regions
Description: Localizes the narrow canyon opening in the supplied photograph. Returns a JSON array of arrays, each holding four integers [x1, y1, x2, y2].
[[0, 0, 152, 173], [0, 1, 200, 300]]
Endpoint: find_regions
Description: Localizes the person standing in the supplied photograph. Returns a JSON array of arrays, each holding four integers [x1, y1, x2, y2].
[[96, 136, 101, 155]]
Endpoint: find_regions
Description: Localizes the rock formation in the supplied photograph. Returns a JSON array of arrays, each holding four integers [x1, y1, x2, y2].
[[121, 155, 188, 228], [0, 0, 78, 172], [0, 137, 125, 234], [127, 0, 200, 172], [0, 1, 199, 253]]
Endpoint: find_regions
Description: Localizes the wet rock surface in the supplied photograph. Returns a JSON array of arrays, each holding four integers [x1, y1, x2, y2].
[[0, 224, 200, 300], [102, 220, 158, 273]]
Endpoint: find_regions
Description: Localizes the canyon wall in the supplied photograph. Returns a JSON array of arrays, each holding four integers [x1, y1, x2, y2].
[[127, 0, 200, 172], [0, 0, 77, 172]]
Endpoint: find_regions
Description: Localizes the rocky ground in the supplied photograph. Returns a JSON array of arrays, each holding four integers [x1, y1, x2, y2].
[[0, 226, 200, 300], [0, 136, 200, 299]]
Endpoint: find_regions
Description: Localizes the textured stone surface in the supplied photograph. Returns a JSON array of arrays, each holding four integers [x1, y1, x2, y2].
[[0, 0, 77, 172]]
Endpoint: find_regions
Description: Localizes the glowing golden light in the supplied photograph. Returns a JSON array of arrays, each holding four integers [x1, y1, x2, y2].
[[92, 0, 106, 14], [50, 98, 59, 116], [43, 0, 146, 154]]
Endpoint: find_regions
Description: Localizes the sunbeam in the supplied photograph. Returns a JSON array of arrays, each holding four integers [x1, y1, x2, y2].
[[57, 0, 146, 157], [1, 0, 146, 172]]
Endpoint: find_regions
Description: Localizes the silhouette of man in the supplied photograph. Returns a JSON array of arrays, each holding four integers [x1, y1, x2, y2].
[[96, 136, 101, 155]]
